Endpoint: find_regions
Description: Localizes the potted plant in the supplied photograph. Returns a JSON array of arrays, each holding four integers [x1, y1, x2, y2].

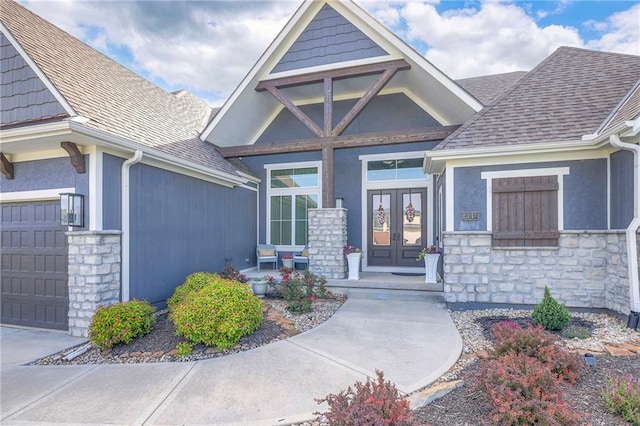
[[251, 275, 271, 298], [343, 245, 363, 280], [281, 253, 294, 269], [417, 245, 440, 284]]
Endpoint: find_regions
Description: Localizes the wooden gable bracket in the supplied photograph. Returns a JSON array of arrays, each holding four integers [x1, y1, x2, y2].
[[1, 153, 14, 179], [60, 142, 86, 173], [256, 59, 410, 138]]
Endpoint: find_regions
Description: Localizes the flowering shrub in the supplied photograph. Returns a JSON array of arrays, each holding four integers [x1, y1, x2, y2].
[[476, 353, 585, 425], [89, 300, 156, 350], [219, 264, 249, 283], [602, 374, 640, 425], [271, 269, 329, 314], [281, 253, 293, 259], [316, 370, 419, 426]]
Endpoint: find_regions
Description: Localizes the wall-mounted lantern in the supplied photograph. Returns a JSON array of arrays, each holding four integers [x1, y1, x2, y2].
[[60, 193, 84, 227]]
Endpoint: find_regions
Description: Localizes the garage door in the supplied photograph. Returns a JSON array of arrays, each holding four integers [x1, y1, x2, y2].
[[1, 200, 68, 330]]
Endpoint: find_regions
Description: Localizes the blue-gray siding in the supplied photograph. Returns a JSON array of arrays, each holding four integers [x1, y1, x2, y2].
[[0, 33, 67, 126], [453, 159, 608, 232], [128, 163, 256, 305], [241, 141, 441, 248], [102, 153, 123, 230], [0, 156, 89, 229], [610, 149, 634, 229], [272, 4, 388, 73], [256, 93, 440, 145]]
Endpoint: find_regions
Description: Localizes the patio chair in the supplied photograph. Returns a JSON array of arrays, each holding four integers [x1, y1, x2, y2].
[[256, 244, 277, 272], [293, 246, 309, 270]]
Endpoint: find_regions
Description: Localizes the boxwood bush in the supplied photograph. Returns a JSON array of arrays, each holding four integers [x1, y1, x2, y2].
[[88, 299, 156, 350], [167, 272, 217, 312], [170, 276, 263, 349]]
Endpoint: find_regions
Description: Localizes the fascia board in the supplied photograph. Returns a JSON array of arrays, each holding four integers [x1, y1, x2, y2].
[[200, 0, 315, 142], [425, 139, 608, 161], [0, 22, 76, 117], [66, 122, 248, 187]]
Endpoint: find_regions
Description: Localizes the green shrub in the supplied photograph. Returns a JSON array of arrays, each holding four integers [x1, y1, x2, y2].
[[167, 272, 217, 312], [89, 300, 156, 350], [170, 276, 263, 349], [287, 297, 313, 314], [175, 341, 193, 357], [316, 370, 418, 426], [602, 374, 640, 425], [561, 324, 591, 339], [532, 286, 571, 330]]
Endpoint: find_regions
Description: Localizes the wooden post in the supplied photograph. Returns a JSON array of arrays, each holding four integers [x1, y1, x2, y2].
[[323, 77, 332, 136], [322, 146, 334, 208]]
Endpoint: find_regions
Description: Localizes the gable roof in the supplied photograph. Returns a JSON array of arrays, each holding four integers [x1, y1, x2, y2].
[[456, 71, 527, 106], [201, 0, 483, 147], [434, 47, 640, 152], [0, 0, 242, 178]]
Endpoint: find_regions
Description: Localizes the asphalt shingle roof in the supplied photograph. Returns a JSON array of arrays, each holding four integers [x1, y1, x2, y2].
[[1, 0, 242, 177], [436, 47, 640, 151], [456, 71, 527, 106]]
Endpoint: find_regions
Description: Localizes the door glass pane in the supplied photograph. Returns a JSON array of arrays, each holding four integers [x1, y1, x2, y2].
[[402, 192, 422, 246], [372, 193, 391, 246]]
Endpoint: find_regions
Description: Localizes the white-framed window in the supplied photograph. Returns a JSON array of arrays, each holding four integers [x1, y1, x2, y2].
[[266, 161, 321, 247]]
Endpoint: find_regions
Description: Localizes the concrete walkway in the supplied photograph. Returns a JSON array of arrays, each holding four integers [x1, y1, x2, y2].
[[1, 299, 462, 425]]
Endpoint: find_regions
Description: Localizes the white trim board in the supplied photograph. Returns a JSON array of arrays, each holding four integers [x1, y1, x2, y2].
[[481, 167, 570, 231], [0, 187, 75, 203]]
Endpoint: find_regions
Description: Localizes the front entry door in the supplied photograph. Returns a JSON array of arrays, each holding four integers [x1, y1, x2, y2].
[[367, 188, 427, 267]]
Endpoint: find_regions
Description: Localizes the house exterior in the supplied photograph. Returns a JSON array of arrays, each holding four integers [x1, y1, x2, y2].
[[1, 0, 639, 336], [0, 0, 258, 335]]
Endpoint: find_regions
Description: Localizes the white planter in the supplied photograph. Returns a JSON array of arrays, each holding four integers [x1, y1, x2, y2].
[[423, 254, 440, 284], [252, 280, 268, 298], [347, 252, 362, 280], [282, 258, 293, 269]]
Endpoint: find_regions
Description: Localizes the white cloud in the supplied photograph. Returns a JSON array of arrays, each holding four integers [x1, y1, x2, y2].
[[397, 1, 584, 78], [585, 3, 640, 55]]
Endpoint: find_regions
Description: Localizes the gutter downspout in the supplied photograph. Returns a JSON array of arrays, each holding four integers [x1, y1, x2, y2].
[[121, 150, 143, 302], [610, 133, 640, 328]]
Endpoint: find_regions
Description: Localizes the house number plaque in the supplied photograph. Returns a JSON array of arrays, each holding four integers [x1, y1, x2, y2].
[[461, 211, 479, 221]]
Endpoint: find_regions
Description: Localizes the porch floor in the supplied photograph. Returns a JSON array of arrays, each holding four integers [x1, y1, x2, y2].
[[243, 268, 444, 297]]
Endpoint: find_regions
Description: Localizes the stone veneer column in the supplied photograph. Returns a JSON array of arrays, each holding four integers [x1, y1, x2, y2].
[[67, 230, 122, 337], [307, 208, 347, 279]]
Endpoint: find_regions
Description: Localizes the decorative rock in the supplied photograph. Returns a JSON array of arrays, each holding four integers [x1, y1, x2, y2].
[[475, 349, 490, 359], [166, 349, 177, 357], [605, 345, 636, 356], [409, 380, 465, 409]]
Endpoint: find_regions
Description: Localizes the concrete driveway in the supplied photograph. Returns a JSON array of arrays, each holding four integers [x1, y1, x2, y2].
[[0, 298, 462, 425]]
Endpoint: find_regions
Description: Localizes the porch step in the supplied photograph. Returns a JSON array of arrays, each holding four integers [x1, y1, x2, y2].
[[346, 288, 446, 305]]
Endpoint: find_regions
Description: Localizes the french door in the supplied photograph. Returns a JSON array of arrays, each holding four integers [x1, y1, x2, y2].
[[367, 188, 427, 267]]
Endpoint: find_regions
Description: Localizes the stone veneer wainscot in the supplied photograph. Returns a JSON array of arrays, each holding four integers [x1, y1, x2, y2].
[[307, 208, 347, 279], [66, 230, 122, 337], [443, 231, 637, 315]]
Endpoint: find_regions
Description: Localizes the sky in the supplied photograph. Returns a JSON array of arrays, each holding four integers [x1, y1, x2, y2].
[[18, 0, 640, 106]]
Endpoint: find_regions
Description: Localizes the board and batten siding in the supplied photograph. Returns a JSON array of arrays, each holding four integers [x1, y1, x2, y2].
[[128, 163, 256, 305], [255, 93, 440, 145], [453, 159, 607, 232], [102, 153, 123, 230], [271, 3, 387, 74], [610, 149, 634, 229]]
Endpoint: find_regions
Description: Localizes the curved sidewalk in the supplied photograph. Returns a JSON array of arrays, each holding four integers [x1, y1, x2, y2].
[[1, 299, 462, 425]]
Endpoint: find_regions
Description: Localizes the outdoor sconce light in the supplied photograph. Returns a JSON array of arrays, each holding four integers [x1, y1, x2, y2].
[[60, 193, 84, 227], [335, 198, 344, 208]]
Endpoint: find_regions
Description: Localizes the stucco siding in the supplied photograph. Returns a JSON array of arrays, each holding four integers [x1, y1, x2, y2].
[[128, 164, 256, 305], [0, 156, 89, 229], [272, 4, 387, 73], [255, 93, 440, 145], [1, 33, 67, 126], [453, 159, 608, 232], [610, 149, 634, 229]]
